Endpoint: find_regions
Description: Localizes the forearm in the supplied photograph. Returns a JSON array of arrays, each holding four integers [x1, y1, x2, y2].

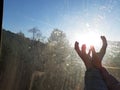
[[100, 67, 120, 90], [84, 68, 108, 90]]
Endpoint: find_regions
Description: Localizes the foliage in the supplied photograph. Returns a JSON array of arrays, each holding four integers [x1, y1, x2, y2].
[[0, 29, 120, 90]]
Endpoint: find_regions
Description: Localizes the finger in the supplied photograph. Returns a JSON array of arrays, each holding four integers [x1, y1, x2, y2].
[[82, 44, 86, 54], [81, 44, 92, 69], [91, 46, 98, 58], [91, 46, 101, 61], [88, 47, 92, 56], [99, 36, 107, 60], [101, 36, 107, 47], [74, 41, 80, 51], [91, 46, 102, 68], [91, 46, 96, 54], [74, 41, 82, 56]]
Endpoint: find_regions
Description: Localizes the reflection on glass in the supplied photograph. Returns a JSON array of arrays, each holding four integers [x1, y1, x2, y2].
[[1, 0, 120, 90]]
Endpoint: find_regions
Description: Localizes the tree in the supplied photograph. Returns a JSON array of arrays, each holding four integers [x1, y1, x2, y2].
[[43, 29, 83, 90], [28, 27, 40, 41], [17, 31, 25, 37], [48, 29, 66, 43], [44, 29, 71, 73], [28, 27, 46, 43]]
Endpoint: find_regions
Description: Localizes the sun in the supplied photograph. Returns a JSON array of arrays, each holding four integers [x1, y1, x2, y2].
[[81, 32, 101, 47], [70, 31, 102, 51]]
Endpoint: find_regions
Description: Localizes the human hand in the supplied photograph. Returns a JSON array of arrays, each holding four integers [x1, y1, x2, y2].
[[92, 36, 107, 69], [74, 36, 107, 69], [75, 42, 93, 69], [91, 46, 102, 69], [97, 36, 107, 60]]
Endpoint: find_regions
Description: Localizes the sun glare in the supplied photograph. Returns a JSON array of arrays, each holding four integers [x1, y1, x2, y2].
[[70, 31, 102, 51]]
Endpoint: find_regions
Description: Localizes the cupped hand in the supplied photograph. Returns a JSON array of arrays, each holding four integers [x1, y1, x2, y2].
[[74, 36, 107, 69]]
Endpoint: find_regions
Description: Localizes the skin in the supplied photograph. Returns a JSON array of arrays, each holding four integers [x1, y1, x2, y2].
[[74, 36, 107, 69], [75, 36, 120, 90]]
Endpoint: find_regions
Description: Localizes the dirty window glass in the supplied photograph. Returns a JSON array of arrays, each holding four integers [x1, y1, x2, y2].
[[1, 0, 120, 90]]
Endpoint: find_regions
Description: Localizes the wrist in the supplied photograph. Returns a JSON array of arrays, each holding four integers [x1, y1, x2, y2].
[[92, 63, 102, 70], [95, 65, 103, 70]]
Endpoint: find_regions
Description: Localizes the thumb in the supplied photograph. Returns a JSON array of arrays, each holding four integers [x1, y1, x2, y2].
[[101, 36, 107, 47]]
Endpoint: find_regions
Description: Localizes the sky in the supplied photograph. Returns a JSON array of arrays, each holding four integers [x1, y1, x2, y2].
[[3, 0, 120, 45]]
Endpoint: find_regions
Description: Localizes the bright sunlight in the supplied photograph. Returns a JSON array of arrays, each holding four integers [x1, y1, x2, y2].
[[70, 31, 102, 51]]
